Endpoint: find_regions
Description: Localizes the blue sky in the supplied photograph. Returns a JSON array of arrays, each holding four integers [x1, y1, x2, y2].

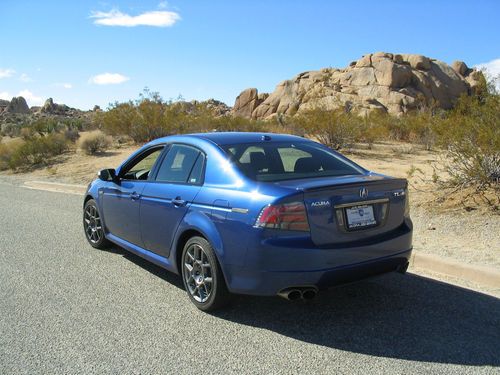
[[1, 0, 499, 110]]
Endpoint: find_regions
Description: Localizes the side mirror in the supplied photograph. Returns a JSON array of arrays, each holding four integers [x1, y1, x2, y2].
[[98, 168, 117, 182]]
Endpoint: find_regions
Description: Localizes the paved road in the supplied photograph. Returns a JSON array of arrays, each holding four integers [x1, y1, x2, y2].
[[1, 177, 499, 374]]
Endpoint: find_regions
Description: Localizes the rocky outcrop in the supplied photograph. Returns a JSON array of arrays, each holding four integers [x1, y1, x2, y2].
[[233, 88, 266, 118], [40, 98, 70, 115], [202, 99, 232, 116], [5, 97, 30, 114], [233, 52, 484, 118], [0, 99, 9, 112]]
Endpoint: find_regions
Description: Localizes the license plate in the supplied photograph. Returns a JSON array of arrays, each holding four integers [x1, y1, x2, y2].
[[345, 205, 376, 229]]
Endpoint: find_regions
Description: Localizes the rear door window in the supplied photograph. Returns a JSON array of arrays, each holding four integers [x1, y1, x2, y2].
[[155, 144, 204, 184]]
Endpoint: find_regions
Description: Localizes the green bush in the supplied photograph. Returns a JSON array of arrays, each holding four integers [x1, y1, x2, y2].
[[78, 131, 111, 155], [294, 107, 359, 150], [7, 134, 69, 169], [0, 140, 23, 170], [436, 93, 500, 188]]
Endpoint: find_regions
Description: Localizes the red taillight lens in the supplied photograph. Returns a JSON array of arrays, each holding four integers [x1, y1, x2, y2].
[[255, 201, 310, 231]]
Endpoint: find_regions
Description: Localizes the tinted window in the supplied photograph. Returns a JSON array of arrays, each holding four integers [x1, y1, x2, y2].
[[188, 153, 205, 184], [223, 142, 363, 182], [121, 147, 164, 180], [155, 144, 203, 184]]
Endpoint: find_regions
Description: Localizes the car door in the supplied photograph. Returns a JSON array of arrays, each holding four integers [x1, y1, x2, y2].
[[101, 146, 165, 246], [140, 144, 205, 257]]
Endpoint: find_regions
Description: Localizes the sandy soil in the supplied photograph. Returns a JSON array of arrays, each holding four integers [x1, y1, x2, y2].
[[1, 138, 499, 269]]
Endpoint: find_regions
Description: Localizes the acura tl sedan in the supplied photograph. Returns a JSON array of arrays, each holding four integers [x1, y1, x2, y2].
[[83, 132, 412, 311]]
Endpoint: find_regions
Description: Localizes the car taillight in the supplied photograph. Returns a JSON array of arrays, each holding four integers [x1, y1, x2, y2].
[[255, 201, 310, 231]]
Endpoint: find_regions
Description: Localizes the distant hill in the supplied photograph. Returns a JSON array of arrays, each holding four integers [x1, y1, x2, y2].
[[232, 52, 485, 119]]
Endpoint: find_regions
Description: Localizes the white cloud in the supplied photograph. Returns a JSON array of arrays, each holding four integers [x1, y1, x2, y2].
[[89, 73, 130, 85], [20, 73, 32, 82], [158, 1, 168, 9], [90, 9, 180, 27], [53, 82, 73, 89], [0, 91, 10, 100], [0, 68, 15, 79], [475, 58, 500, 90], [18, 90, 44, 106]]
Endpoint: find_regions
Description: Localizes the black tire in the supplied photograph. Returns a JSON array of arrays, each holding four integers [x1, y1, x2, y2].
[[181, 236, 231, 311], [83, 199, 111, 249]]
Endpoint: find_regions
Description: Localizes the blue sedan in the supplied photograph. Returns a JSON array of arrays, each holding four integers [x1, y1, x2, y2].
[[83, 132, 412, 311]]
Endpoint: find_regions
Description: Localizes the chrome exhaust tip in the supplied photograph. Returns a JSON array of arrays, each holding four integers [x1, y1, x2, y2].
[[278, 286, 318, 301], [397, 261, 410, 274], [288, 290, 302, 301], [302, 288, 317, 300], [277, 288, 302, 301]]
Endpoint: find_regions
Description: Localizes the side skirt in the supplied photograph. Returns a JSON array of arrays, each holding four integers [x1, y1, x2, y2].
[[106, 233, 177, 274]]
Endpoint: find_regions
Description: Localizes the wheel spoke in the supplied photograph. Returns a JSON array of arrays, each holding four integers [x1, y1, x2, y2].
[[184, 263, 193, 273], [84, 204, 104, 244], [183, 243, 216, 303]]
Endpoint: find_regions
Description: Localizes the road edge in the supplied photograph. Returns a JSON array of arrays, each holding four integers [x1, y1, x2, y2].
[[411, 252, 500, 289]]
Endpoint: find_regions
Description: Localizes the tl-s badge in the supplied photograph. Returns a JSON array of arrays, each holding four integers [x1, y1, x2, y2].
[[359, 187, 368, 199]]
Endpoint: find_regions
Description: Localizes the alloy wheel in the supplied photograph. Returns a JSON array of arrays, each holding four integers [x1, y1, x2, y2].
[[84, 204, 103, 244], [183, 243, 213, 303]]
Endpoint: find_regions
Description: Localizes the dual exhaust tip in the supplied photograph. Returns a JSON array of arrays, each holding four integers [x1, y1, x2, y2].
[[278, 287, 318, 301]]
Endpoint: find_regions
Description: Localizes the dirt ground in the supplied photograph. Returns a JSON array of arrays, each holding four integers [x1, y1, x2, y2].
[[1, 137, 499, 269]]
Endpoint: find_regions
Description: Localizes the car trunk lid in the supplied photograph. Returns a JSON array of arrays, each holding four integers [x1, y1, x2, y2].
[[275, 174, 408, 246]]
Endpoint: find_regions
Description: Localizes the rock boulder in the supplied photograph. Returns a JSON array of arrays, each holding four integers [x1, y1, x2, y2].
[[5, 97, 30, 114], [233, 52, 483, 118]]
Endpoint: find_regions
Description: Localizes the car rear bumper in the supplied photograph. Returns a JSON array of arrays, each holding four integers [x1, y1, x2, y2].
[[222, 220, 413, 296]]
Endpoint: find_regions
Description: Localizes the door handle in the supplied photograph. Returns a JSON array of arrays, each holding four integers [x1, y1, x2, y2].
[[172, 197, 186, 207], [130, 192, 141, 201]]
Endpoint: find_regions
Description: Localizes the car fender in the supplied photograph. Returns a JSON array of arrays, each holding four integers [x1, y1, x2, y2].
[[171, 209, 225, 274], [84, 183, 110, 235]]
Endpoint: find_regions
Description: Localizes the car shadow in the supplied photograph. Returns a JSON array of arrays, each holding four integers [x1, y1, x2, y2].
[[107, 245, 499, 366], [109, 245, 184, 290], [213, 273, 500, 367]]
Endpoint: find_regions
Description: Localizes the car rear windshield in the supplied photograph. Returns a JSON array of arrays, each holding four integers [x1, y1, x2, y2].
[[222, 141, 364, 182]]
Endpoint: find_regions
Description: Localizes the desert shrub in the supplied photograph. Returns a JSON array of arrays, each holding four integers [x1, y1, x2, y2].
[[64, 128, 80, 143], [31, 117, 60, 135], [0, 123, 21, 138], [20, 127, 35, 140], [294, 107, 359, 150], [78, 131, 111, 155], [7, 133, 69, 169], [403, 113, 438, 150], [357, 111, 390, 147], [0, 140, 23, 170], [436, 93, 500, 189], [386, 116, 412, 141]]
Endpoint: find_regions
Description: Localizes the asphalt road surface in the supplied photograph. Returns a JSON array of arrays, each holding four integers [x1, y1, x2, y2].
[[1, 177, 499, 374]]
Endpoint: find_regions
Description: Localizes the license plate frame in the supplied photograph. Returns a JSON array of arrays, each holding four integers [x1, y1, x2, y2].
[[344, 204, 377, 230]]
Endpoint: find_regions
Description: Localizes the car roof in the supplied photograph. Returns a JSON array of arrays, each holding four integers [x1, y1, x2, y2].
[[155, 132, 307, 146]]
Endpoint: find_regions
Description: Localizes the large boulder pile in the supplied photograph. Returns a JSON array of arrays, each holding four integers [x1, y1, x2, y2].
[[4, 96, 30, 114], [40, 98, 70, 115], [0, 99, 9, 113], [233, 52, 484, 118]]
